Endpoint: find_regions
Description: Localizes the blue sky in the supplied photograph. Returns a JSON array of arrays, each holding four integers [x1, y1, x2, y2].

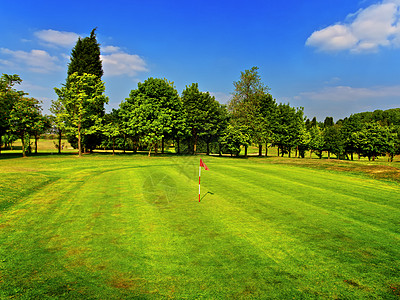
[[1, 0, 400, 121]]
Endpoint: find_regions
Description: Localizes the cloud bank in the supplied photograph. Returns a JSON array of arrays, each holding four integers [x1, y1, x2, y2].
[[101, 46, 148, 77], [0, 29, 148, 77], [306, 0, 400, 53], [300, 84, 400, 103], [34, 29, 79, 48], [0, 48, 61, 73]]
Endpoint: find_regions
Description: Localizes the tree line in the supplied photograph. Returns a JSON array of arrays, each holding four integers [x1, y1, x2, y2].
[[1, 29, 400, 160]]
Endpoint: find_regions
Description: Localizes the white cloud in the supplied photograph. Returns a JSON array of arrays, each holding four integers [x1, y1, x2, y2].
[[102, 45, 121, 53], [19, 81, 47, 92], [299, 85, 400, 102], [0, 48, 61, 73], [34, 29, 79, 48], [101, 47, 147, 77], [306, 0, 400, 53], [306, 25, 358, 51], [210, 91, 232, 104]]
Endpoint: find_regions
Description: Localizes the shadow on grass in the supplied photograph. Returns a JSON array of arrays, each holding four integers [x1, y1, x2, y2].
[[0, 150, 209, 160], [0, 152, 80, 160], [200, 191, 214, 202]]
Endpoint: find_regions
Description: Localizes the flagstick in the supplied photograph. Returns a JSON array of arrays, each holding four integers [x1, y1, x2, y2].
[[199, 166, 202, 202]]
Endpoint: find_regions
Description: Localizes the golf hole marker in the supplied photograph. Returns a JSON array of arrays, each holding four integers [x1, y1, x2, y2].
[[199, 158, 209, 202]]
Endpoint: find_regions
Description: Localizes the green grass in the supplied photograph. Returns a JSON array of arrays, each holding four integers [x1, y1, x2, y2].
[[0, 154, 399, 299]]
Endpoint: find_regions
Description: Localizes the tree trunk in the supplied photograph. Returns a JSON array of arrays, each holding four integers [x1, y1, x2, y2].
[[177, 139, 180, 154], [277, 147, 280, 157], [295, 146, 298, 158], [265, 143, 268, 157], [148, 143, 152, 157], [244, 145, 248, 158], [328, 151, 330, 159], [35, 134, 38, 154], [350, 152, 353, 161], [258, 144, 262, 156], [288, 148, 291, 158], [112, 137, 115, 155], [21, 132, 26, 157], [310, 150, 312, 158], [123, 134, 126, 153], [0, 133, 2, 154], [219, 143, 222, 157], [161, 137, 164, 154], [58, 130, 62, 154], [78, 122, 82, 157], [193, 128, 197, 155]]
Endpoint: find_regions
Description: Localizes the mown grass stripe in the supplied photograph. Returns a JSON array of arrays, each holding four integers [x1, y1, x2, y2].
[[240, 162, 400, 209], [214, 163, 400, 236], [1, 155, 399, 298], [203, 162, 400, 293]]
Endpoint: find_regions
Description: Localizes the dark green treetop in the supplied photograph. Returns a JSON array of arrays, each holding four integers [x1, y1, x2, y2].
[[67, 28, 103, 82]]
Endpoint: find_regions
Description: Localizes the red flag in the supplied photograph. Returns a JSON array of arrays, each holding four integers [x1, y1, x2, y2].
[[200, 158, 209, 170]]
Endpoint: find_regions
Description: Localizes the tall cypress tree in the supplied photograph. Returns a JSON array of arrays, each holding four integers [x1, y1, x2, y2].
[[64, 28, 105, 152], [67, 28, 103, 82]]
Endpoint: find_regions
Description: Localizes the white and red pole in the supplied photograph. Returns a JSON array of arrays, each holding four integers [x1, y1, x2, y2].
[[198, 159, 209, 202], [198, 165, 201, 202]]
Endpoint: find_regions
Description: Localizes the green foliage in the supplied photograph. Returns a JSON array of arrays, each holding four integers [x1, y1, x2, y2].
[[50, 98, 66, 153], [54, 72, 108, 157], [67, 28, 103, 81], [31, 114, 51, 153], [340, 114, 363, 160], [0, 74, 25, 151], [8, 97, 42, 157], [273, 103, 305, 157], [229, 67, 274, 152], [220, 123, 251, 156], [121, 78, 186, 156], [323, 124, 345, 159], [182, 83, 228, 154], [323, 116, 334, 127], [102, 109, 122, 154], [308, 125, 324, 158], [354, 122, 396, 160], [65, 28, 104, 151], [230, 66, 270, 108], [353, 108, 400, 126]]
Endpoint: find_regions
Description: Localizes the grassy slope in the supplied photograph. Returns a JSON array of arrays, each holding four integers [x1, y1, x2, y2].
[[0, 154, 399, 299]]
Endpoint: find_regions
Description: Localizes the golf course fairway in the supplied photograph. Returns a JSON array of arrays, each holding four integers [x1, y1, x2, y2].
[[0, 154, 399, 299]]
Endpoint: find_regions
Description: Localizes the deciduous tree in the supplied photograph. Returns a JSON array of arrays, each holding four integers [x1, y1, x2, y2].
[[354, 122, 394, 161], [122, 78, 185, 156], [0, 74, 24, 154], [54, 72, 108, 157], [229, 66, 272, 157], [8, 97, 42, 157], [273, 103, 305, 157], [102, 109, 122, 155], [182, 83, 226, 155]]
